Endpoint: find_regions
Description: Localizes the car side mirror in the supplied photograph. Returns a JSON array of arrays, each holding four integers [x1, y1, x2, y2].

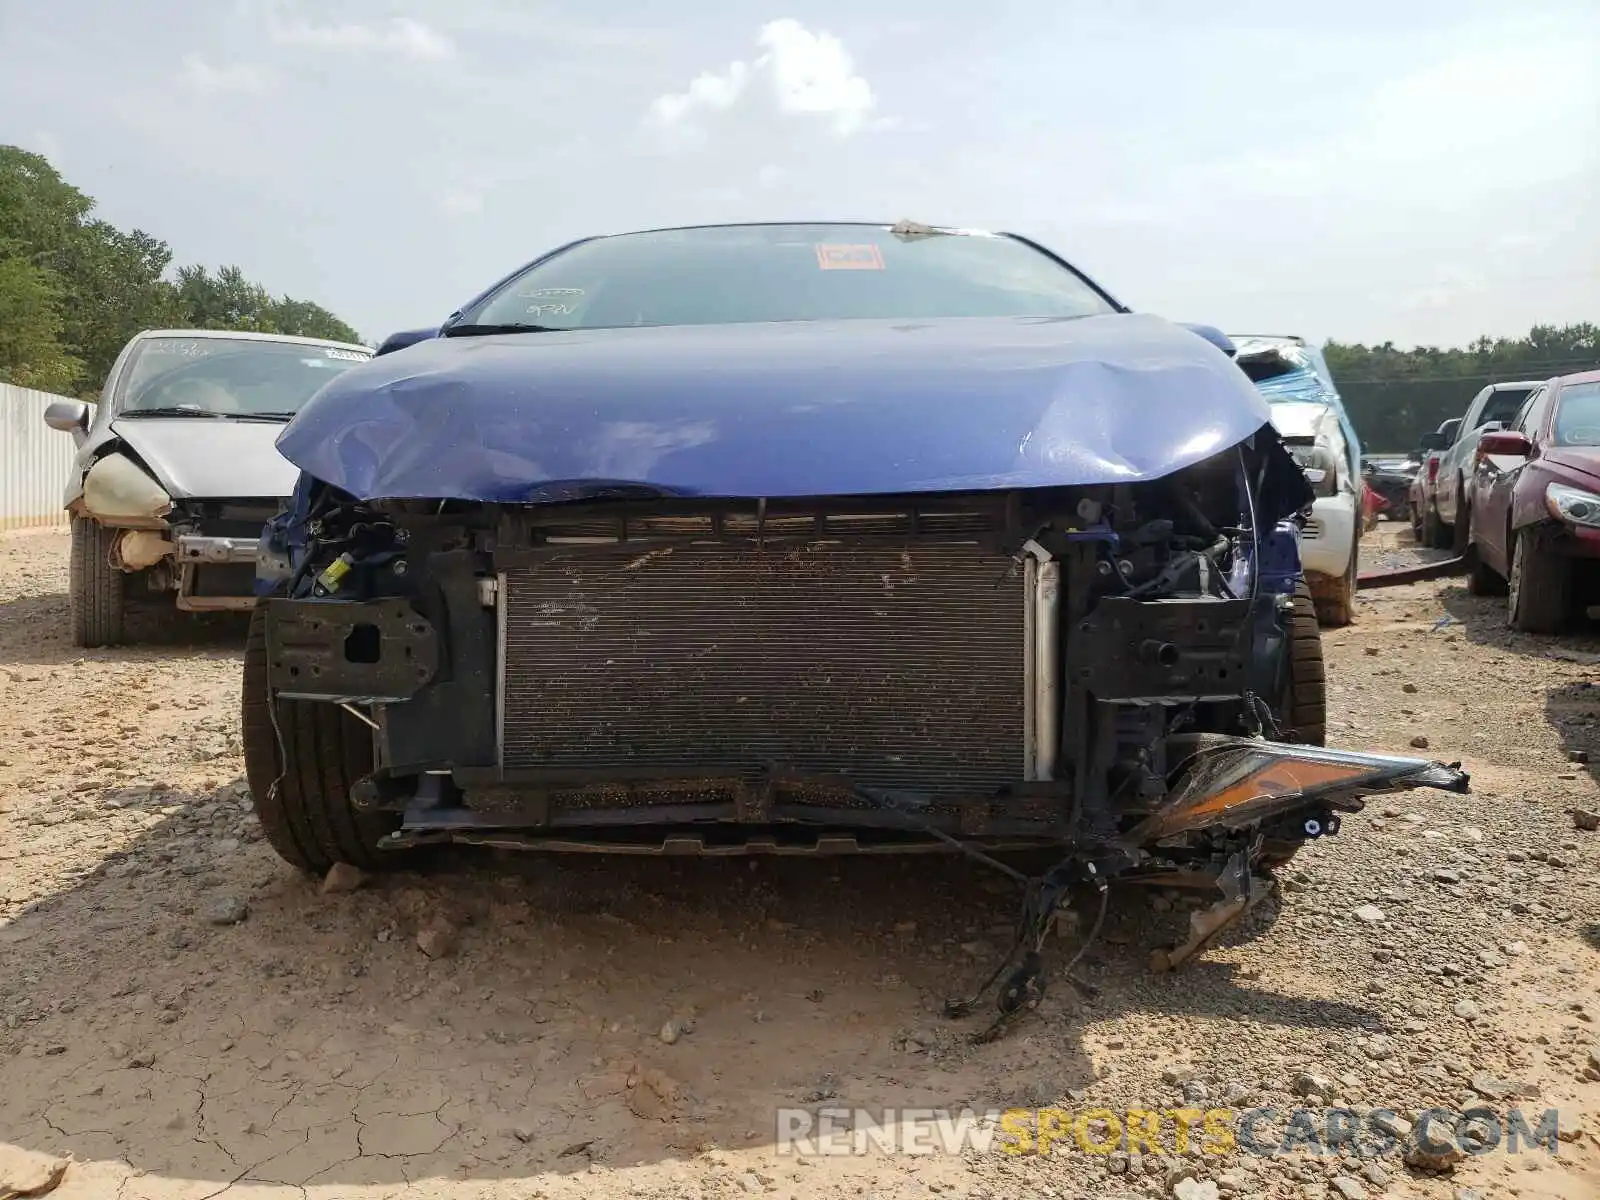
[[1478, 430, 1532, 458], [43, 400, 90, 433], [375, 327, 438, 356]]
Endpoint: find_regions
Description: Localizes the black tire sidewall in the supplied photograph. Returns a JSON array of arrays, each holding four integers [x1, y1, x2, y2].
[[1509, 527, 1570, 633], [70, 516, 124, 647], [241, 602, 397, 873], [1282, 581, 1327, 745]]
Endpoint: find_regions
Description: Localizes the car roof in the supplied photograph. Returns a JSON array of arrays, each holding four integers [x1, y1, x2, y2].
[[1484, 380, 1543, 391], [134, 329, 371, 355], [1554, 369, 1600, 388]]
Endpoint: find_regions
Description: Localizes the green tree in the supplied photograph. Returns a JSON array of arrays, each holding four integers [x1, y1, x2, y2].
[[172, 264, 276, 332], [0, 256, 82, 392], [171, 265, 361, 344], [57, 223, 181, 381], [0, 143, 364, 394], [266, 296, 362, 343]]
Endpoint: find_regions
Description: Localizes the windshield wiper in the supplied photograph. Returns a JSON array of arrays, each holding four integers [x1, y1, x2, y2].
[[443, 322, 565, 338], [119, 407, 230, 419], [121, 407, 297, 422]]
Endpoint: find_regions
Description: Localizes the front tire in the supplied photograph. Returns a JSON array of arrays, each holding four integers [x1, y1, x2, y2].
[[242, 603, 401, 873], [1312, 555, 1357, 628], [1508, 526, 1571, 634], [69, 516, 126, 647], [1467, 553, 1506, 596], [1261, 581, 1327, 870], [1282, 580, 1327, 746]]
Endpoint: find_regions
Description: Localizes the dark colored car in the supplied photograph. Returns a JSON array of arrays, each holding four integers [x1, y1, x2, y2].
[[1467, 370, 1600, 631], [244, 222, 1464, 974], [1361, 454, 1418, 523]]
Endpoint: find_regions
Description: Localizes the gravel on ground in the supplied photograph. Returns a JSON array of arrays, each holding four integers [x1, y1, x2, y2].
[[1, 524, 1597, 1200]]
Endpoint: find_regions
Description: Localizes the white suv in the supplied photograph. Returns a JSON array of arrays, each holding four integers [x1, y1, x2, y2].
[[1231, 336, 1360, 626], [1270, 400, 1359, 624]]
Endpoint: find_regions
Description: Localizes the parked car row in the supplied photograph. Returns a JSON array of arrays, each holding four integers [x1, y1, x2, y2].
[[45, 222, 1464, 938], [1393, 369, 1600, 631], [1418, 381, 1543, 551], [1464, 370, 1600, 631]]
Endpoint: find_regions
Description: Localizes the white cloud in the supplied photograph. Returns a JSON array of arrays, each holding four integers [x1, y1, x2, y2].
[[649, 60, 751, 126], [271, 16, 456, 61], [647, 18, 876, 137], [181, 54, 275, 93], [757, 19, 874, 133]]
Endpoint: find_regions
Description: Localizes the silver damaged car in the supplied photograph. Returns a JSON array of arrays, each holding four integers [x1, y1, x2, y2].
[[44, 329, 372, 646]]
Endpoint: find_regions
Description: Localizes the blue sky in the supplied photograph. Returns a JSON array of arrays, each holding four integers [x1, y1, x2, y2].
[[2, 0, 1595, 347]]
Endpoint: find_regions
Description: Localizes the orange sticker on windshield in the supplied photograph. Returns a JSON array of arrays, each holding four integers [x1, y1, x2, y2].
[[816, 243, 885, 270]]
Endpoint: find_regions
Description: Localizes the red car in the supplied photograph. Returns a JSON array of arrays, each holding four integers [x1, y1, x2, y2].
[[1467, 369, 1600, 631]]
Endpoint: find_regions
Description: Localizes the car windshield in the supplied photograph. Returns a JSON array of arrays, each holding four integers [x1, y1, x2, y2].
[[464, 224, 1117, 331], [1480, 388, 1534, 428], [118, 336, 370, 418], [1552, 382, 1600, 446]]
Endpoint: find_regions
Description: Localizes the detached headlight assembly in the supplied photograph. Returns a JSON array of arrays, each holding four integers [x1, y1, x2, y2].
[[1546, 482, 1600, 528], [81, 452, 174, 522]]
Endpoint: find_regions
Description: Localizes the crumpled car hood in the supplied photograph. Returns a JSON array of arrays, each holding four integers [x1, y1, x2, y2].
[[276, 313, 1276, 504], [113, 418, 300, 500]]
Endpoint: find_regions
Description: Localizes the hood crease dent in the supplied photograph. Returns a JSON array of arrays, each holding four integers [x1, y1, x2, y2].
[[276, 314, 1277, 504]]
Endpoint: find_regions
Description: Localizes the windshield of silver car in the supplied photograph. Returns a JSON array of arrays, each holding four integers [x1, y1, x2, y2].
[[462, 224, 1118, 331], [118, 337, 371, 418]]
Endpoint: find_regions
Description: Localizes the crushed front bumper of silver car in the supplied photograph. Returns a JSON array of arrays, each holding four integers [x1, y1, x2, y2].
[[174, 534, 262, 611]]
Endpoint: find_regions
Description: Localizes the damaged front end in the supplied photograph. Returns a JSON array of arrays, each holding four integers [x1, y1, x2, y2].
[[245, 291, 1467, 1033], [73, 450, 281, 613], [253, 428, 1467, 1003]]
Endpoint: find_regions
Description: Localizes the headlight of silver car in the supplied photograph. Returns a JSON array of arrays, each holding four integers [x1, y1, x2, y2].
[[81, 452, 174, 523], [1545, 482, 1600, 528]]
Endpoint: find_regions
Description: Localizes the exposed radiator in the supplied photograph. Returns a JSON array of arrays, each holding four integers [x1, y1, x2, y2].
[[498, 541, 1029, 797]]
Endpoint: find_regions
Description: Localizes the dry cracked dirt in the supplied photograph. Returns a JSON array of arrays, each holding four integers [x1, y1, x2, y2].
[[2, 523, 1599, 1200]]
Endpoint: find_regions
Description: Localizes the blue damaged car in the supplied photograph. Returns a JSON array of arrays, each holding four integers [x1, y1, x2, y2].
[[245, 222, 1466, 978]]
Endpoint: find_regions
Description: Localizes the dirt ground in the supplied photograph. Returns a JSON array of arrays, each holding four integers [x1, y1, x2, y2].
[[2, 521, 1598, 1200]]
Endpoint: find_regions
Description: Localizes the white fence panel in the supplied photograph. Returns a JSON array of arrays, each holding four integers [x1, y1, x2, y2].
[[1, 383, 79, 531]]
